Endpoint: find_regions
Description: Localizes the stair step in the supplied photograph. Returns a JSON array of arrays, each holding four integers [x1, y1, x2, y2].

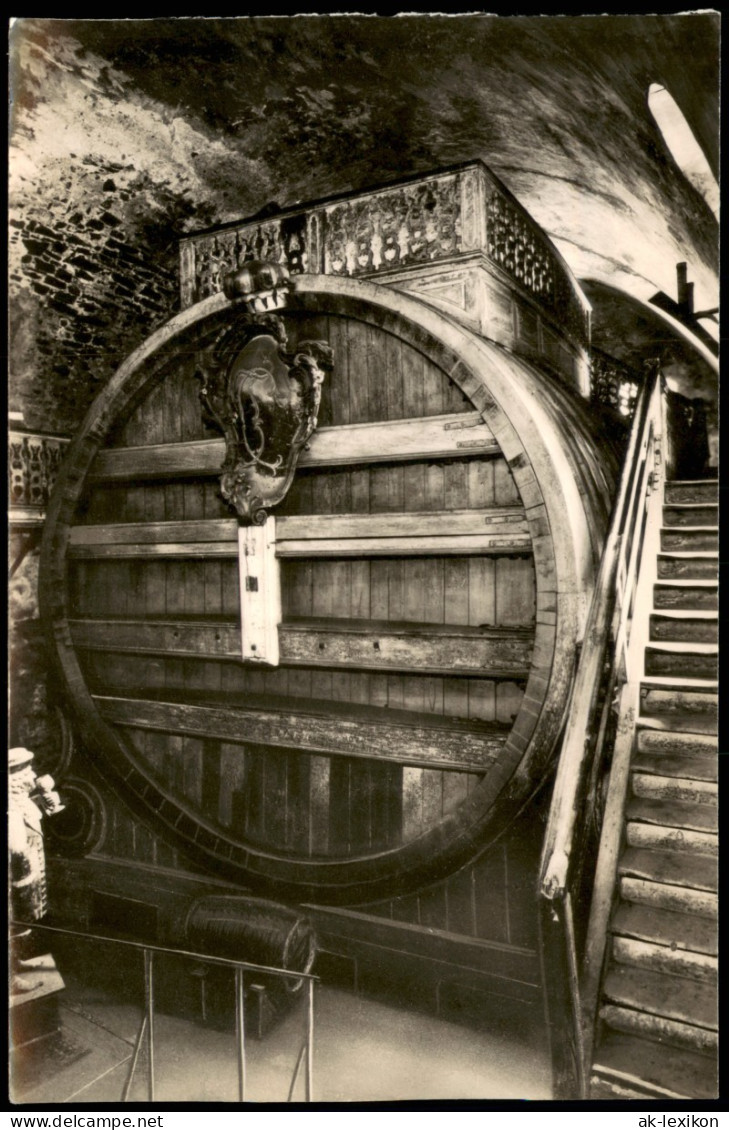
[[640, 683, 717, 723], [632, 773, 717, 807], [626, 796, 718, 833], [603, 965, 717, 1032], [664, 481, 718, 505], [589, 476, 721, 1106], [600, 1004, 716, 1053], [640, 673, 718, 687], [657, 554, 717, 580], [654, 581, 718, 608], [637, 728, 716, 758], [663, 504, 717, 527], [650, 613, 717, 643], [619, 847, 717, 892], [632, 747, 717, 782], [637, 713, 717, 736], [590, 1076, 663, 1100], [611, 935, 717, 982], [612, 902, 717, 956], [645, 639, 718, 652], [592, 1031, 717, 1100], [626, 821, 717, 855], [661, 528, 717, 552], [620, 876, 717, 919], [645, 645, 717, 679]]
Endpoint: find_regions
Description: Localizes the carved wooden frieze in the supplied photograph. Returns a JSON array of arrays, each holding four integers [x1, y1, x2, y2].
[[9, 431, 69, 512], [179, 162, 591, 352], [182, 172, 464, 305], [197, 308, 332, 524], [323, 176, 461, 275], [191, 214, 309, 305]]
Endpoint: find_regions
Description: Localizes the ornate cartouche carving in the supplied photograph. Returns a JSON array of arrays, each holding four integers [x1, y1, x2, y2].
[[197, 308, 332, 524]]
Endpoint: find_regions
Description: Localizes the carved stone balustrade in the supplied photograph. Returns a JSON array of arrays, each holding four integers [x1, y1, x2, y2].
[[180, 161, 592, 398], [9, 429, 70, 528]]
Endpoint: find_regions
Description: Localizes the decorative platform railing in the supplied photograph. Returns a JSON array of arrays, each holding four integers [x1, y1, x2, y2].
[[179, 160, 590, 349], [590, 347, 641, 420], [9, 429, 70, 527]]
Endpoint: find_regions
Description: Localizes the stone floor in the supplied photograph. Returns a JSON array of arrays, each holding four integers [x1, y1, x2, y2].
[[11, 963, 552, 1105]]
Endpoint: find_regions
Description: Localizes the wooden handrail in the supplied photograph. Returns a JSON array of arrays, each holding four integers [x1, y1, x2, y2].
[[578, 374, 668, 1074], [537, 362, 664, 1100], [539, 363, 662, 900]]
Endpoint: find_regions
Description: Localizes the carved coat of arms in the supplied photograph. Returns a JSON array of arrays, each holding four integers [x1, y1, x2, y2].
[[197, 306, 332, 524]]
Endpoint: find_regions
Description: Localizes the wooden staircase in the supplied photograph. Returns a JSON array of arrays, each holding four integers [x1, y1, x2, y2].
[[590, 479, 718, 1100]]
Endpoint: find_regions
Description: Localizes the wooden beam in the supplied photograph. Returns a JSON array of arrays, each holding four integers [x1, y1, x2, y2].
[[70, 616, 534, 676], [9, 505, 48, 530], [277, 534, 530, 556], [281, 617, 531, 675], [279, 510, 526, 539], [93, 692, 508, 773], [89, 438, 225, 481], [68, 517, 238, 559], [238, 520, 281, 665], [277, 508, 529, 556], [67, 509, 531, 559], [69, 518, 238, 547], [304, 904, 540, 986], [303, 412, 499, 465], [88, 412, 500, 482], [68, 541, 239, 560]]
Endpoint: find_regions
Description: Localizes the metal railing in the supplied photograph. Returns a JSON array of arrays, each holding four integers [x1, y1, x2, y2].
[[536, 361, 666, 1099], [11, 919, 319, 1104]]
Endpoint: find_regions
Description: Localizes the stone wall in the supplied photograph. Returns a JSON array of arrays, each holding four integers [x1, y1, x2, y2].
[[9, 181, 176, 433], [8, 22, 270, 434]]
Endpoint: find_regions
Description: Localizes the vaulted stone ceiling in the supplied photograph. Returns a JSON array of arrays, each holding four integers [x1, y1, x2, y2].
[[13, 16, 718, 272], [9, 14, 719, 433], [36, 15, 720, 175], [14, 14, 717, 304]]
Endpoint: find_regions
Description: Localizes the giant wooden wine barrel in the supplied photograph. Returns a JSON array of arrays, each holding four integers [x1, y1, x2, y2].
[[40, 274, 616, 904]]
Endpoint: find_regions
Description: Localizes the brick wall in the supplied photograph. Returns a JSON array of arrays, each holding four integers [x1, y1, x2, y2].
[[8, 22, 268, 434], [8, 23, 243, 783], [9, 163, 195, 434]]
